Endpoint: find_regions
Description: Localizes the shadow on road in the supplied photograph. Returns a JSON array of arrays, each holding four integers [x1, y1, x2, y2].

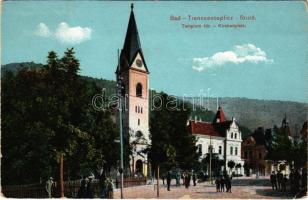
[[255, 188, 293, 199], [196, 191, 217, 194], [232, 178, 271, 186]]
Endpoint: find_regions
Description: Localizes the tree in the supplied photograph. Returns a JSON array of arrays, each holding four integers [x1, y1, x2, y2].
[[267, 133, 292, 163], [1, 49, 122, 185], [202, 153, 224, 176], [148, 92, 199, 175], [227, 160, 235, 175]]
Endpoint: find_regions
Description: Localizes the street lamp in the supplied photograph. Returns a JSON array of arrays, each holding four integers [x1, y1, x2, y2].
[[209, 136, 214, 185], [117, 49, 125, 199]]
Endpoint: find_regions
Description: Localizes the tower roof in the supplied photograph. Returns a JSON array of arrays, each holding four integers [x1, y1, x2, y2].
[[122, 3, 142, 64], [116, 3, 149, 75], [213, 106, 227, 123]]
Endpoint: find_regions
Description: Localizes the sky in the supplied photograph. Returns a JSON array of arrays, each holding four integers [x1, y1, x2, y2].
[[2, 1, 308, 103]]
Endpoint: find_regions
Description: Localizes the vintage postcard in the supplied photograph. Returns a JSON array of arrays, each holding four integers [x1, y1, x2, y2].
[[1, 1, 308, 199]]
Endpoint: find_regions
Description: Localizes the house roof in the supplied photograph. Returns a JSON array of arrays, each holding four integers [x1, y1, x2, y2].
[[188, 120, 232, 137], [188, 106, 233, 137]]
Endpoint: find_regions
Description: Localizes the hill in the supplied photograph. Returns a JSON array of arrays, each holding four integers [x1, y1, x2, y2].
[[185, 97, 308, 137], [1, 62, 43, 76], [2, 62, 307, 138]]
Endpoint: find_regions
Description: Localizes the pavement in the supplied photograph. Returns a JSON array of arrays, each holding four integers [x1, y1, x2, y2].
[[113, 176, 304, 199]]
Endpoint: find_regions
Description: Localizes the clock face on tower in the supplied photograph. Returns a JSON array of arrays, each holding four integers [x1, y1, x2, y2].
[[136, 59, 143, 68]]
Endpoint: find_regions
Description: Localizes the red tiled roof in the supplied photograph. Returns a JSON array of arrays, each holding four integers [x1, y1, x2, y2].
[[188, 120, 231, 137]]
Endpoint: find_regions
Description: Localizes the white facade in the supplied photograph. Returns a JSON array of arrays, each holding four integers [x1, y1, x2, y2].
[[193, 118, 244, 175], [225, 120, 243, 167]]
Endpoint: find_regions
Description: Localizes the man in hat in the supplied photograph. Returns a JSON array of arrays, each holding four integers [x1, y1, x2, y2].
[[46, 177, 54, 198]]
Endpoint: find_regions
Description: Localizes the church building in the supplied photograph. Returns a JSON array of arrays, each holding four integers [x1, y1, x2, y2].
[[187, 106, 244, 175], [115, 4, 150, 177]]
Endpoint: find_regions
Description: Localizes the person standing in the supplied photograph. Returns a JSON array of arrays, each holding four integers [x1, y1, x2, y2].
[[176, 171, 181, 186], [77, 178, 87, 198], [46, 177, 54, 198], [270, 171, 277, 190], [301, 168, 307, 192], [192, 172, 197, 186], [187, 172, 191, 187], [166, 171, 171, 191], [229, 177, 232, 193], [226, 176, 232, 193], [184, 172, 189, 189], [215, 177, 220, 192], [294, 169, 301, 194], [289, 170, 294, 193], [281, 175, 288, 192], [86, 176, 94, 198], [106, 178, 114, 199], [99, 173, 107, 198], [162, 173, 165, 186], [277, 171, 283, 190], [220, 176, 225, 192]]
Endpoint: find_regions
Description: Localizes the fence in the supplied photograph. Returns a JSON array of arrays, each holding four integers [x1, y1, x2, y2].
[[1, 177, 147, 198]]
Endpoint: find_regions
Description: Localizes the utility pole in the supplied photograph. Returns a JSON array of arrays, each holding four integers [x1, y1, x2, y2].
[[117, 49, 124, 199], [209, 136, 212, 185], [157, 165, 160, 197], [60, 153, 64, 198]]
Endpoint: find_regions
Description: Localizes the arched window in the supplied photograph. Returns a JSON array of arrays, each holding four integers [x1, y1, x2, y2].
[[141, 107, 143, 113], [230, 146, 233, 155], [235, 133, 237, 139], [219, 146, 222, 154], [138, 106, 140, 113], [136, 83, 142, 97], [136, 159, 143, 174], [138, 118, 140, 126], [135, 106, 137, 113], [231, 133, 233, 139], [235, 147, 238, 155]]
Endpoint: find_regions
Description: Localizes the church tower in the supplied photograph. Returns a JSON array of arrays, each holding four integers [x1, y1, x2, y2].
[[116, 3, 150, 176]]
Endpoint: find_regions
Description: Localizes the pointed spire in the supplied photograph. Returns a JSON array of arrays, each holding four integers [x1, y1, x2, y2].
[[122, 4, 142, 65], [282, 113, 289, 128], [116, 4, 149, 75]]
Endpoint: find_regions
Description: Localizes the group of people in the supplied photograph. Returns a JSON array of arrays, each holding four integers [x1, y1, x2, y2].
[[77, 174, 114, 199], [215, 175, 232, 193], [163, 170, 197, 191], [182, 171, 197, 189], [77, 176, 95, 198], [270, 168, 307, 195]]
